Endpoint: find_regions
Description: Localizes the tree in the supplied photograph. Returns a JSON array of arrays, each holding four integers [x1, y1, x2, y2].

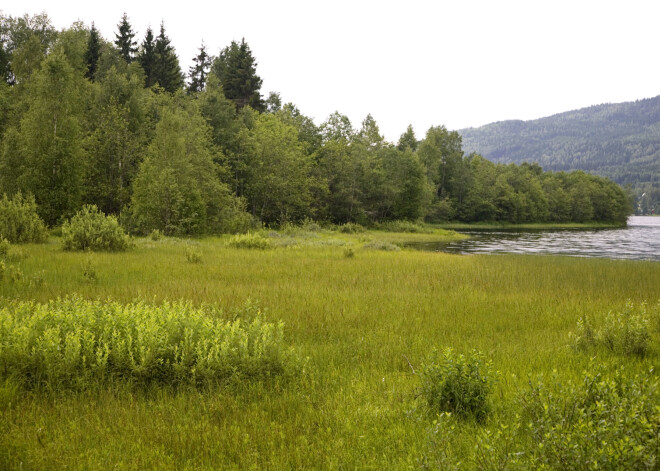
[[211, 38, 264, 111], [137, 27, 156, 87], [114, 13, 137, 63], [235, 111, 314, 223], [397, 124, 418, 152], [153, 22, 183, 93], [1, 48, 86, 224], [84, 22, 101, 80], [187, 42, 211, 93], [129, 106, 237, 235], [0, 12, 57, 85]]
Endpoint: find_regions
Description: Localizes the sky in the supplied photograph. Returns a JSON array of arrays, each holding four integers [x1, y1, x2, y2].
[[3, 0, 660, 142]]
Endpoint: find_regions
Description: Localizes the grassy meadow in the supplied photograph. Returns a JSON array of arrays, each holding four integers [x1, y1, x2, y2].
[[1, 227, 659, 469]]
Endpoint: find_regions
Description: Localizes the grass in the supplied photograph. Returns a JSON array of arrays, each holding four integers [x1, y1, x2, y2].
[[0, 229, 659, 469], [434, 221, 628, 230]]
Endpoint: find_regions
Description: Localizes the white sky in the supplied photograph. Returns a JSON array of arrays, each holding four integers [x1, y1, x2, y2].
[[3, 0, 660, 142]]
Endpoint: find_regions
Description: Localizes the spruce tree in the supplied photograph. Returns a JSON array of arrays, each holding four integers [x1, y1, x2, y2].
[[84, 22, 101, 81], [211, 38, 264, 111], [153, 22, 183, 93], [137, 27, 156, 87], [187, 42, 210, 94], [114, 13, 137, 63]]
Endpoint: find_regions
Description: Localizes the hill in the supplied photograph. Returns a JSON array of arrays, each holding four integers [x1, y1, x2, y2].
[[459, 96, 660, 213]]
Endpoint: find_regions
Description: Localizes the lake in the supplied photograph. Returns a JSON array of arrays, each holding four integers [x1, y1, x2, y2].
[[409, 216, 660, 261]]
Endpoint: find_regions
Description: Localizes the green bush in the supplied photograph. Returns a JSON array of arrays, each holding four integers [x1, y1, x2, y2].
[[518, 367, 659, 470], [185, 246, 203, 263], [62, 205, 130, 252], [338, 222, 366, 234], [149, 229, 163, 241], [420, 348, 494, 421], [0, 296, 298, 389], [0, 238, 9, 258], [0, 193, 47, 243], [227, 232, 272, 249], [378, 220, 432, 233], [362, 240, 401, 251], [571, 301, 651, 356]]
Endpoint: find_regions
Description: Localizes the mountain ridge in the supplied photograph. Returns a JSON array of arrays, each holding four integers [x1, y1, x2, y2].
[[458, 95, 660, 212]]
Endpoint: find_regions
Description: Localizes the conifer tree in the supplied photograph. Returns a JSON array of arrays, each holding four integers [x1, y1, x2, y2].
[[114, 13, 137, 63], [137, 27, 156, 87], [153, 22, 183, 93], [84, 22, 101, 81], [187, 42, 210, 94], [211, 38, 264, 111]]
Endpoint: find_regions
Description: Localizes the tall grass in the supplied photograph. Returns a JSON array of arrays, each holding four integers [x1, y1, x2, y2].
[[0, 235, 658, 469]]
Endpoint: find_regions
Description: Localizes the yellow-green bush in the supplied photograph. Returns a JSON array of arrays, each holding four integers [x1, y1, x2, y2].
[[61, 205, 130, 252], [0, 297, 297, 389], [0, 193, 47, 243]]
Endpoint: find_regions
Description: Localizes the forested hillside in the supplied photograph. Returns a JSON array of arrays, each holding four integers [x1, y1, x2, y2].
[[460, 97, 660, 214], [0, 12, 632, 231]]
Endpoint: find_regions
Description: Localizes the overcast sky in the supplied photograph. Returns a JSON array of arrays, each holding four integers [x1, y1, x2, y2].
[[3, 0, 660, 142]]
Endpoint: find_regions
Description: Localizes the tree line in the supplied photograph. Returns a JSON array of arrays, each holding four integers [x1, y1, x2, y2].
[[460, 97, 660, 215], [0, 12, 632, 235]]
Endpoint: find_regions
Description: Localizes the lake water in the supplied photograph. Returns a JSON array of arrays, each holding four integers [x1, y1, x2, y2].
[[408, 216, 660, 261]]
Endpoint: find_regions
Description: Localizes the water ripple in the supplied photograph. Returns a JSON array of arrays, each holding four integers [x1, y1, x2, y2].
[[411, 216, 660, 261]]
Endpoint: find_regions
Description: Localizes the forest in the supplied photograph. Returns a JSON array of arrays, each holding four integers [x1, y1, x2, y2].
[[460, 97, 660, 215], [0, 13, 632, 235]]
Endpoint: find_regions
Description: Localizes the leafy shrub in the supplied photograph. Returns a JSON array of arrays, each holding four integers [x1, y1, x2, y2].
[[338, 222, 366, 234], [227, 232, 271, 249], [185, 246, 203, 263], [82, 257, 98, 282], [0, 193, 47, 243], [420, 348, 494, 421], [518, 367, 659, 470], [0, 238, 9, 258], [0, 297, 299, 389], [62, 205, 130, 252], [571, 301, 651, 356], [378, 220, 432, 233], [362, 240, 401, 251]]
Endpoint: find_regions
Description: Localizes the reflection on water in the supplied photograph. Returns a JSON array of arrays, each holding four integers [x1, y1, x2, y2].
[[409, 216, 660, 261]]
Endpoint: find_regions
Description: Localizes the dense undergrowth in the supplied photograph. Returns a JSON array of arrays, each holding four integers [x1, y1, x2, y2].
[[0, 297, 298, 389]]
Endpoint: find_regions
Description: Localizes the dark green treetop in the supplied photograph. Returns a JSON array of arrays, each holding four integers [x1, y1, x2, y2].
[[114, 13, 137, 63], [84, 22, 101, 81], [187, 42, 211, 94], [137, 26, 156, 87], [153, 22, 183, 93], [212, 38, 264, 111]]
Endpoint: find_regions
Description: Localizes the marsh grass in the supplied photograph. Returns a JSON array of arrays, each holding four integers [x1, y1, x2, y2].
[[0, 233, 658, 469]]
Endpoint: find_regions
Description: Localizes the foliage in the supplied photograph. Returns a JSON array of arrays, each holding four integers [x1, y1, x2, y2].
[[226, 232, 271, 249], [0, 238, 9, 258], [0, 193, 47, 243], [129, 106, 241, 236], [84, 23, 100, 80], [517, 367, 659, 470], [211, 38, 264, 111], [420, 348, 494, 421], [362, 241, 400, 251], [377, 220, 432, 233], [61, 205, 130, 252], [572, 301, 652, 356], [0, 296, 297, 389], [185, 246, 202, 263], [338, 222, 365, 233], [114, 13, 137, 63], [460, 96, 660, 213]]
